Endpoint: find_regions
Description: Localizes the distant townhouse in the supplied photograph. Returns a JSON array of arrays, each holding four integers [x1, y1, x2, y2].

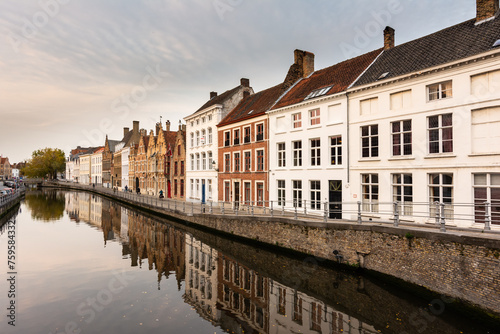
[[103, 136, 120, 188], [184, 78, 254, 203], [170, 123, 186, 200], [0, 157, 12, 180], [132, 133, 149, 193], [267, 49, 382, 218], [346, 0, 500, 227], [79, 153, 91, 185], [90, 147, 104, 185]]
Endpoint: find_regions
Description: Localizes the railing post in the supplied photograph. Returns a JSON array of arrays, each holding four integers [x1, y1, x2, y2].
[[294, 203, 297, 220], [484, 201, 491, 231], [434, 201, 440, 224], [324, 202, 328, 223], [270, 201, 273, 217], [251, 201, 254, 217], [209, 201, 213, 214], [235, 202, 238, 216], [304, 199, 307, 216], [357, 201, 362, 224], [440, 202, 446, 232], [393, 201, 400, 227], [221, 201, 225, 215]]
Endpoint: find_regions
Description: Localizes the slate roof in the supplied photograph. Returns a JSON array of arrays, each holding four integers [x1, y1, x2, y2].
[[218, 83, 286, 127], [272, 49, 383, 110], [193, 85, 242, 114], [108, 140, 120, 153], [354, 16, 500, 87]]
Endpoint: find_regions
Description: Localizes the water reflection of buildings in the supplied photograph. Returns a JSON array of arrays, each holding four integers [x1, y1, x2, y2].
[[218, 254, 270, 334], [269, 281, 377, 334], [64, 192, 379, 334], [126, 211, 185, 288], [184, 235, 220, 326]]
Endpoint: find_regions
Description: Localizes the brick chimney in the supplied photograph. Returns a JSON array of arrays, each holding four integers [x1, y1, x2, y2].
[[384, 26, 395, 49], [243, 91, 250, 99], [476, 0, 499, 22], [240, 78, 250, 87], [123, 127, 129, 137], [210, 91, 217, 99], [281, 49, 315, 94], [166, 120, 171, 132], [133, 120, 139, 133]]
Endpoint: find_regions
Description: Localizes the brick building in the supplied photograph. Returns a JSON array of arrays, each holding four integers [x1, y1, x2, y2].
[[0, 157, 12, 180]]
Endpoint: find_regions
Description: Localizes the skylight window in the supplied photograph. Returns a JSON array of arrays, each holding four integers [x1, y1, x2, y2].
[[378, 72, 390, 80], [304, 85, 333, 100], [493, 39, 500, 47], [248, 110, 254, 115]]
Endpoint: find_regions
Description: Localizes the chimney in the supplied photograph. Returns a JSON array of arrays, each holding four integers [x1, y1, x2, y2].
[[240, 78, 250, 87], [133, 120, 139, 133], [384, 26, 395, 50], [476, 0, 499, 22], [243, 91, 250, 99], [182, 124, 186, 132], [281, 49, 315, 94], [123, 127, 130, 137], [166, 120, 171, 132], [210, 91, 217, 99]]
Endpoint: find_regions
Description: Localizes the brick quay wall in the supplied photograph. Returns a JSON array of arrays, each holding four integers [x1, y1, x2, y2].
[[43, 184, 500, 318]]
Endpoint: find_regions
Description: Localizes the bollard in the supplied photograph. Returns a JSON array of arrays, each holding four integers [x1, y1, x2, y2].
[[440, 202, 446, 232], [393, 201, 400, 227], [209, 201, 213, 214], [251, 202, 254, 217], [294, 204, 297, 220], [221, 201, 225, 215], [270, 201, 274, 217], [357, 201, 362, 224], [484, 201, 491, 231]]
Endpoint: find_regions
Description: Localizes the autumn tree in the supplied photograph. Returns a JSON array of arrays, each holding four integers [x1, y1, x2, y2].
[[22, 148, 66, 179]]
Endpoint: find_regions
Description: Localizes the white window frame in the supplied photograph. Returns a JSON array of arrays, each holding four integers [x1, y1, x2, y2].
[[309, 108, 320, 126], [427, 114, 453, 154], [292, 112, 302, 128], [293, 140, 302, 167], [330, 136, 342, 165], [361, 174, 379, 213], [391, 120, 412, 156], [310, 180, 321, 210], [361, 124, 379, 158], [310, 138, 321, 166], [277, 142, 286, 167], [427, 80, 452, 101]]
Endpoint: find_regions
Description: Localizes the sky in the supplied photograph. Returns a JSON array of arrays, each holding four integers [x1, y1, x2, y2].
[[0, 0, 476, 163]]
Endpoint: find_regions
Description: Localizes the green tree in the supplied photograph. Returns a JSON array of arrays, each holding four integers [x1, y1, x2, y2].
[[22, 148, 66, 179]]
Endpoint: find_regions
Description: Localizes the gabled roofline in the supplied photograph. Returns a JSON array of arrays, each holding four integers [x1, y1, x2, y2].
[[348, 48, 500, 94], [183, 104, 222, 121], [347, 50, 385, 89]]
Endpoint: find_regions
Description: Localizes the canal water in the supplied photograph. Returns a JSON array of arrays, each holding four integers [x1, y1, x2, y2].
[[0, 190, 497, 334]]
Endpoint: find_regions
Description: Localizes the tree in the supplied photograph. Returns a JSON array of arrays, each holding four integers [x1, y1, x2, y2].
[[22, 148, 66, 179]]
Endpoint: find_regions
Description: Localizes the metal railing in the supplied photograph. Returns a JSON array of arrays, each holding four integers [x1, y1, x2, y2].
[[0, 189, 24, 215], [45, 181, 499, 233]]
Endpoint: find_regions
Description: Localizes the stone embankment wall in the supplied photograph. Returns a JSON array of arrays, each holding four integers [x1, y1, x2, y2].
[[45, 184, 500, 317]]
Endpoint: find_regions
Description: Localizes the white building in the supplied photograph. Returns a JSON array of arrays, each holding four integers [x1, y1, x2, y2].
[[79, 154, 91, 185], [65, 159, 74, 182], [347, 1, 500, 227], [90, 147, 104, 185], [184, 78, 253, 203], [267, 49, 382, 219]]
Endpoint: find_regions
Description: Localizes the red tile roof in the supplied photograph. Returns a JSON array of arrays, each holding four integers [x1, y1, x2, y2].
[[218, 83, 286, 127], [272, 48, 382, 110]]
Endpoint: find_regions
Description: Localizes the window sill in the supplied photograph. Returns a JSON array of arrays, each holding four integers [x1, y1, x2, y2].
[[468, 152, 500, 157], [326, 121, 343, 127], [307, 125, 322, 130], [358, 158, 381, 162], [275, 131, 286, 135], [388, 156, 415, 161], [290, 128, 302, 133], [424, 154, 456, 159]]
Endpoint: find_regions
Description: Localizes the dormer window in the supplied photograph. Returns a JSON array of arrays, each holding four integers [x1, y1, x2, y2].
[[304, 86, 333, 100]]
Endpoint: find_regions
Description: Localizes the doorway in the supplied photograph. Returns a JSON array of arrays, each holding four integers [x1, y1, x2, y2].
[[329, 180, 342, 219]]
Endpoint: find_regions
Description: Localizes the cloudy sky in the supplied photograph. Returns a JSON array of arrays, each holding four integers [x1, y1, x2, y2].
[[0, 0, 475, 163]]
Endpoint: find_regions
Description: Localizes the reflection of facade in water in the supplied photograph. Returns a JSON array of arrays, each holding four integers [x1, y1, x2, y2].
[[184, 235, 220, 325], [269, 281, 377, 334], [90, 195, 102, 227], [126, 212, 185, 288], [102, 199, 121, 242], [217, 255, 270, 334], [78, 192, 91, 222], [65, 192, 80, 222]]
